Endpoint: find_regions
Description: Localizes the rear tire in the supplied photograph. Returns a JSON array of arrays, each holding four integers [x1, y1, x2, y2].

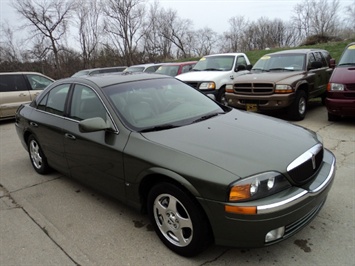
[[27, 135, 51, 174], [147, 182, 212, 257], [288, 90, 307, 121]]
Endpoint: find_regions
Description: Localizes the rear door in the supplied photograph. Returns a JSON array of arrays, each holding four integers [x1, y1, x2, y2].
[[0, 74, 30, 118], [28, 83, 70, 175]]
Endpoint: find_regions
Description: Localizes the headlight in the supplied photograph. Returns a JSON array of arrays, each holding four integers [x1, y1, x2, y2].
[[199, 82, 215, 90], [275, 84, 293, 93], [229, 172, 291, 202], [327, 83, 344, 91]]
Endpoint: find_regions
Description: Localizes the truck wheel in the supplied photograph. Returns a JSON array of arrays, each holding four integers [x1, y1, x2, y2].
[[288, 90, 307, 121]]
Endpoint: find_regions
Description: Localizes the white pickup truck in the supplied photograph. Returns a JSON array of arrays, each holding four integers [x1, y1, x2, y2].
[[176, 53, 252, 104]]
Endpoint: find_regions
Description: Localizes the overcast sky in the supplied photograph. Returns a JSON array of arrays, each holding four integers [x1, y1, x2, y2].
[[1, 0, 353, 36]]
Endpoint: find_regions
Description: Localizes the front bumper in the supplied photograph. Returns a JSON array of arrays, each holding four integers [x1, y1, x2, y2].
[[198, 148, 335, 248], [326, 98, 355, 117], [226, 92, 296, 110]]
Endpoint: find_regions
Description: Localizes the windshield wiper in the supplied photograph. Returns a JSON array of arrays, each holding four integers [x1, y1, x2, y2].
[[202, 68, 222, 71], [192, 112, 225, 123], [252, 68, 269, 72], [338, 63, 355, 66], [268, 68, 294, 71], [140, 124, 180, 133]]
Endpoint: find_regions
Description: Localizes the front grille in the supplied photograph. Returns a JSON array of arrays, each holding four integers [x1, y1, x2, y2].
[[184, 82, 199, 90], [284, 198, 325, 238], [346, 84, 355, 91], [287, 144, 324, 185], [234, 83, 274, 94]]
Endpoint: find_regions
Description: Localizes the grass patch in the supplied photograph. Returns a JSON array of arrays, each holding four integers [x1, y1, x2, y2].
[[245, 39, 355, 65]]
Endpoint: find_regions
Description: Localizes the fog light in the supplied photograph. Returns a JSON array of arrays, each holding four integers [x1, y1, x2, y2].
[[265, 227, 285, 243]]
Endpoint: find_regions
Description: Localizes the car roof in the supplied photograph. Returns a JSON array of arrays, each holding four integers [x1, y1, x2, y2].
[[161, 61, 197, 66], [64, 72, 171, 88], [204, 53, 246, 57], [0, 71, 50, 76], [267, 49, 328, 56]]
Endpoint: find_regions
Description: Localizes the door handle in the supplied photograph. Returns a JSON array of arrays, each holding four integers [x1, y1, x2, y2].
[[29, 122, 38, 127], [65, 133, 76, 140]]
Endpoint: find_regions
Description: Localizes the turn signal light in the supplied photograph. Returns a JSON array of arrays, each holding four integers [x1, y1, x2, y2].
[[229, 184, 251, 201], [225, 205, 257, 215]]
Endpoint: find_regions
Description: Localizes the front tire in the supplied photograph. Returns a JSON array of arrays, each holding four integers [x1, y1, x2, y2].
[[147, 182, 212, 257], [27, 135, 51, 174], [288, 90, 307, 121]]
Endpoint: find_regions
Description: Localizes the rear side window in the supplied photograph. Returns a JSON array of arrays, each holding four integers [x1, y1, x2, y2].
[[0, 74, 27, 92], [37, 84, 70, 116]]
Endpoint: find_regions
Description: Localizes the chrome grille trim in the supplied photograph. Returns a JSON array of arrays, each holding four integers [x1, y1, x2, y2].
[[287, 143, 323, 184]]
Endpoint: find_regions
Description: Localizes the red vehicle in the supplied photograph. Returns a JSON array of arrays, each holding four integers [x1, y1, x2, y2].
[[326, 42, 355, 121], [155, 61, 197, 77]]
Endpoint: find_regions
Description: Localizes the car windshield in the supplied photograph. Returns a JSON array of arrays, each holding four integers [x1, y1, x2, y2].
[[155, 65, 179, 76], [192, 56, 235, 71], [338, 44, 355, 66], [72, 70, 90, 77], [103, 78, 226, 131], [252, 54, 306, 72], [124, 66, 145, 72]]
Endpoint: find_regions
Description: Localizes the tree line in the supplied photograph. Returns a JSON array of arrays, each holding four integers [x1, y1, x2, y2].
[[1, 0, 354, 79]]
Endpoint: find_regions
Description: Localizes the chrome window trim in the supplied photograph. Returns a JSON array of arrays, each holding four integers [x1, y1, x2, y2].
[[33, 82, 120, 134]]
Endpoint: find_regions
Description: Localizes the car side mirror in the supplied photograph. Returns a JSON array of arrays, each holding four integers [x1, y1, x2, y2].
[[246, 64, 253, 71], [79, 117, 110, 133], [236, 64, 246, 71], [329, 58, 336, 68]]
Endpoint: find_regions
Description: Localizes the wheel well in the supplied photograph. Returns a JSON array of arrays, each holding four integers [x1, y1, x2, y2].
[[139, 173, 214, 239], [139, 174, 192, 213], [296, 83, 309, 98], [23, 130, 32, 147]]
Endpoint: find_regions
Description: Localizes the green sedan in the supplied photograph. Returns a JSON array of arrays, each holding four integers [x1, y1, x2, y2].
[[15, 73, 335, 257]]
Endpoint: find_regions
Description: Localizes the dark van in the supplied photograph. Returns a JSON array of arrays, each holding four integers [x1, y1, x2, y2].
[[326, 42, 355, 121]]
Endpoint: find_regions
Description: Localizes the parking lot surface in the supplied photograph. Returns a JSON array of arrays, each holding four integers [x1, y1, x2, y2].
[[1, 102, 354, 265]]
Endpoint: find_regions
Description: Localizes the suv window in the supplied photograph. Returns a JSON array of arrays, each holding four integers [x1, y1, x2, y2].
[[313, 52, 327, 66], [0, 74, 27, 92], [26, 74, 53, 90], [38, 84, 70, 116]]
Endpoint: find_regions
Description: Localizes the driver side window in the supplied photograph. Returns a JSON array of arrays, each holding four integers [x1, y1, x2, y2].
[[69, 84, 107, 121]]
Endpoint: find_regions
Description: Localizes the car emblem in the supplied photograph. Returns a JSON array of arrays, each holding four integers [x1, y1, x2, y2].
[[311, 153, 316, 170]]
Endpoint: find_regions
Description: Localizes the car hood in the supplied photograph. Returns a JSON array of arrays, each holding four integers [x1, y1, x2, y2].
[[235, 71, 304, 83], [142, 109, 319, 179], [176, 71, 229, 81], [330, 66, 355, 84]]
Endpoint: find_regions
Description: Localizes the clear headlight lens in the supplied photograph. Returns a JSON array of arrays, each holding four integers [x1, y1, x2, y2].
[[229, 172, 291, 202], [199, 82, 216, 90], [275, 84, 293, 93], [327, 83, 345, 91]]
